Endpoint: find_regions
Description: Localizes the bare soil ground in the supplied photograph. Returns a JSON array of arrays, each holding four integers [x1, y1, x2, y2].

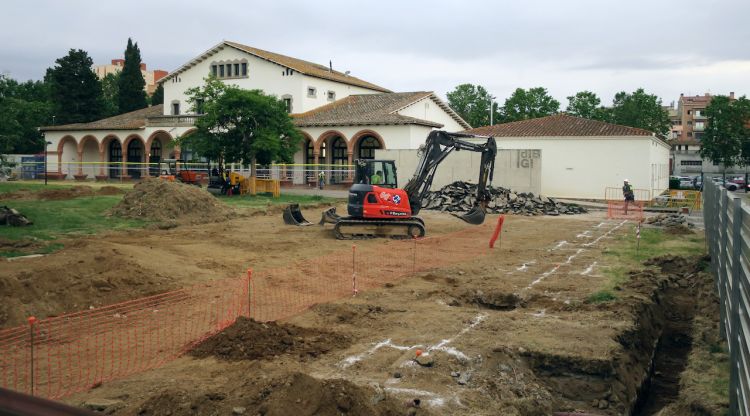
[[0, 205, 722, 415]]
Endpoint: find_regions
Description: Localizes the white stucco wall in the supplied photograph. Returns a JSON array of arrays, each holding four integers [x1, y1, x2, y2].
[[163, 45, 382, 116], [396, 97, 465, 132], [485, 136, 669, 199]]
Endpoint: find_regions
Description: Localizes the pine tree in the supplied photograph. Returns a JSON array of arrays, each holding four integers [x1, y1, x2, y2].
[[117, 38, 147, 113], [45, 49, 103, 124], [151, 83, 164, 106]]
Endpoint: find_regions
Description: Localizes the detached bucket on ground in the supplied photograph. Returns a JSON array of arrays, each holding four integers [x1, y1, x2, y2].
[[283, 204, 313, 226]]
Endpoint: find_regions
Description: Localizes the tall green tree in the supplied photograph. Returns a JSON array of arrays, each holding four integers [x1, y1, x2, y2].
[[446, 84, 499, 128], [700, 95, 750, 172], [45, 49, 102, 124], [608, 88, 670, 137], [566, 91, 609, 120], [150, 83, 164, 106], [101, 72, 120, 117], [180, 78, 302, 175], [500, 87, 560, 122], [0, 75, 52, 154], [117, 38, 148, 113]]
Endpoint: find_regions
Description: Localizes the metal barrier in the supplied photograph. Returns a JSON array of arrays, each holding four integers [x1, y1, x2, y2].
[[604, 187, 651, 202], [663, 189, 703, 210], [607, 200, 644, 220], [703, 180, 750, 416]]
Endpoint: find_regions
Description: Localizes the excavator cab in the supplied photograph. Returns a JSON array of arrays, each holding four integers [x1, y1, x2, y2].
[[354, 160, 398, 188]]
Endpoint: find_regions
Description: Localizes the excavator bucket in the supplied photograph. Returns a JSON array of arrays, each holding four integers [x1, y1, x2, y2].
[[319, 207, 342, 225], [282, 204, 313, 226], [455, 204, 487, 225]]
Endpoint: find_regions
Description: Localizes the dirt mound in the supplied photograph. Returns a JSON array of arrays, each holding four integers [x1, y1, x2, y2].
[[0, 250, 177, 328], [0, 185, 123, 201], [135, 372, 421, 416], [109, 179, 232, 223], [190, 317, 351, 361]]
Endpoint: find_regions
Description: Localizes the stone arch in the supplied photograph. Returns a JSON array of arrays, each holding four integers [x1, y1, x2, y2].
[[78, 135, 100, 177], [351, 130, 386, 160], [146, 130, 173, 176], [315, 130, 348, 152], [123, 135, 146, 179], [101, 135, 122, 178], [57, 135, 78, 178]]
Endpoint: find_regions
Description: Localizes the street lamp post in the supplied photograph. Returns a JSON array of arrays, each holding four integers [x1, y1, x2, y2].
[[44, 140, 52, 185]]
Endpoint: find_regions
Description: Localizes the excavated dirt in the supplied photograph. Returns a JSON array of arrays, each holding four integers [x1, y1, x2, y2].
[[0, 208, 719, 415], [190, 317, 351, 362], [0, 185, 123, 200], [109, 179, 232, 223], [132, 372, 425, 416]]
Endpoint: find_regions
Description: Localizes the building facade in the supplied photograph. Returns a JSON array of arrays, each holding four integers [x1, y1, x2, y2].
[[94, 59, 168, 95], [42, 41, 468, 184], [465, 115, 670, 199]]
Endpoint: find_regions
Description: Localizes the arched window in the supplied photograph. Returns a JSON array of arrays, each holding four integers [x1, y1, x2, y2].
[[149, 140, 162, 176], [127, 140, 143, 179], [305, 139, 314, 165], [358, 136, 381, 160], [331, 137, 347, 183], [108, 140, 122, 178]]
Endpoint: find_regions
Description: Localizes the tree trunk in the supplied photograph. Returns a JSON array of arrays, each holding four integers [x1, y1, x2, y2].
[[251, 157, 257, 178]]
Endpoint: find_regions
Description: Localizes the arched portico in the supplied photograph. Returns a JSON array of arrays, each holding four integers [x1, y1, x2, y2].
[[351, 130, 386, 161], [316, 131, 349, 184], [78, 135, 100, 177], [123, 135, 146, 179], [57, 136, 78, 179], [146, 130, 173, 176], [101, 135, 122, 178]]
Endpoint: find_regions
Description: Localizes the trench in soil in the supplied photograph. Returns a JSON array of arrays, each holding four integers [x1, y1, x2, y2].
[[523, 267, 699, 415]]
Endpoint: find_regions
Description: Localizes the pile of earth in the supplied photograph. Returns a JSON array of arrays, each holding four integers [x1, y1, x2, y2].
[[421, 181, 587, 216], [133, 372, 425, 416], [0, 185, 123, 201], [190, 317, 351, 361], [644, 213, 694, 234], [109, 179, 232, 223]]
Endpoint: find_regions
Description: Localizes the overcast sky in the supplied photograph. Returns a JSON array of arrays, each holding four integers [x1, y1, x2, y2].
[[2, 0, 748, 107]]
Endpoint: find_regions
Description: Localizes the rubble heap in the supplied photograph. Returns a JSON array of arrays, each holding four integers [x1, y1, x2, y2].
[[421, 181, 587, 216], [645, 213, 693, 228]]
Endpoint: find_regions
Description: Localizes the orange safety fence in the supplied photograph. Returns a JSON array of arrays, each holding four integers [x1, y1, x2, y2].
[[0, 224, 496, 400], [604, 187, 651, 202], [0, 277, 249, 400], [249, 223, 493, 322], [607, 200, 645, 220]]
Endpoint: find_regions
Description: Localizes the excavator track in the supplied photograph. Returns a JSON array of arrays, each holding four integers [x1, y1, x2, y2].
[[333, 217, 425, 240]]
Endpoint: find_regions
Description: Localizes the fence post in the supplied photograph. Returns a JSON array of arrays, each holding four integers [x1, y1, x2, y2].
[[27, 316, 36, 396], [728, 196, 742, 416], [246, 269, 253, 318], [352, 245, 358, 296], [718, 188, 729, 339], [413, 236, 417, 274]]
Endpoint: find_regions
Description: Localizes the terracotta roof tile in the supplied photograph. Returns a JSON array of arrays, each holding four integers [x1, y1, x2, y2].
[[293, 92, 445, 128], [176, 41, 391, 93], [464, 114, 654, 137], [41, 105, 163, 131]]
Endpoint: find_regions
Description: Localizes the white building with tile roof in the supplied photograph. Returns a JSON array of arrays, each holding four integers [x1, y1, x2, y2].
[[41, 41, 467, 184]]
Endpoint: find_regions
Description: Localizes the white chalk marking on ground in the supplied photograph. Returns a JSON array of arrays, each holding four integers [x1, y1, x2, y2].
[[549, 240, 568, 251], [531, 309, 546, 318], [580, 262, 598, 275], [576, 230, 592, 239], [339, 313, 486, 369], [516, 261, 536, 271], [384, 387, 448, 407], [583, 220, 627, 247], [6, 254, 45, 261], [339, 339, 418, 368], [595, 222, 607, 228]]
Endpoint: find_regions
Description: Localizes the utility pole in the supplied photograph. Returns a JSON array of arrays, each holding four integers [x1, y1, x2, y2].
[[489, 95, 496, 126]]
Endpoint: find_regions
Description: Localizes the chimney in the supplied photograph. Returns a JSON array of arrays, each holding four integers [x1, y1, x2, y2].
[[730, 91, 735, 99], [140, 63, 147, 71], [704, 92, 710, 97], [329, 60, 332, 73]]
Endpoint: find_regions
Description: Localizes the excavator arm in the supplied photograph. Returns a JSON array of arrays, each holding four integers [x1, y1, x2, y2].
[[402, 130, 497, 224]]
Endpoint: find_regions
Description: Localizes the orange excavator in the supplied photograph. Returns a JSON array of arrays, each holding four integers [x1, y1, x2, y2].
[[285, 130, 497, 239], [159, 159, 203, 186]]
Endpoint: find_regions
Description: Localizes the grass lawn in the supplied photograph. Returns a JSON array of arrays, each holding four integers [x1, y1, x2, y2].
[[589, 224, 706, 303], [0, 195, 146, 257], [0, 181, 135, 194]]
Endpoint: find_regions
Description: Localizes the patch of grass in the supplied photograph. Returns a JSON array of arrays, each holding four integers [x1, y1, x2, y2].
[[0, 195, 147, 256], [217, 193, 341, 208], [0, 181, 67, 194], [595, 226, 706, 297], [587, 290, 617, 303]]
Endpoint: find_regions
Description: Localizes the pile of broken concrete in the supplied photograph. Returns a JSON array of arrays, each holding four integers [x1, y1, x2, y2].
[[645, 213, 693, 228], [421, 181, 587, 216]]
